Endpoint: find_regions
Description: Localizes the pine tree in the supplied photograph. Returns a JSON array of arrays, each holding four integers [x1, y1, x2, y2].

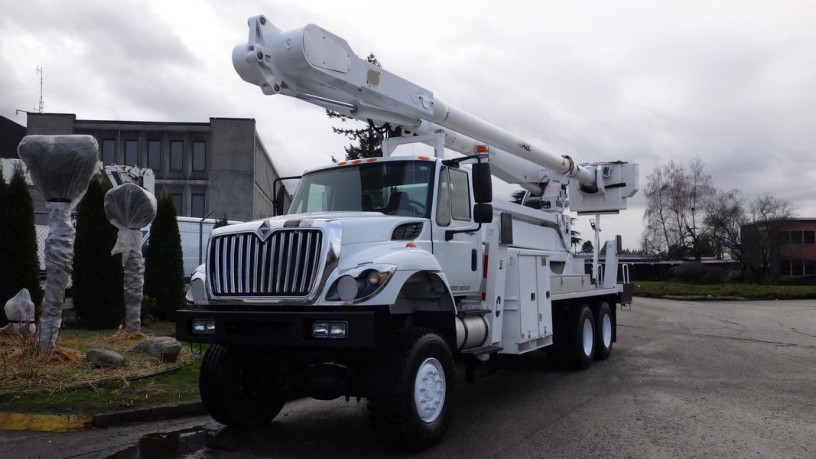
[[326, 54, 389, 160], [144, 193, 185, 319], [0, 165, 43, 326], [72, 174, 124, 329], [214, 214, 230, 229], [0, 166, 8, 325]]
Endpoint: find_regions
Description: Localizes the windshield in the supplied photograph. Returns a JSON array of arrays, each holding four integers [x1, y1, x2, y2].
[[289, 161, 434, 218]]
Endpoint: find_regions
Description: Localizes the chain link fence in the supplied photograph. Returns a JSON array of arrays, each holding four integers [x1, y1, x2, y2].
[[34, 212, 233, 280]]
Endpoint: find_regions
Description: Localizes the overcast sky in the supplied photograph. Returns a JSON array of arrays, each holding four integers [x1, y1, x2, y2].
[[2, 0, 815, 249]]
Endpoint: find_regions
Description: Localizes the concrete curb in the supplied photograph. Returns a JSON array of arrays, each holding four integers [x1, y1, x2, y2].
[[0, 401, 206, 432]]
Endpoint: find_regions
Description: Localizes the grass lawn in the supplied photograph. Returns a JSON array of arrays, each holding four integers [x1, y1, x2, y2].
[[634, 281, 816, 300], [0, 321, 202, 414]]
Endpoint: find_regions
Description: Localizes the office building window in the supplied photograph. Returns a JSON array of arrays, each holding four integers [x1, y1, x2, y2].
[[192, 141, 206, 172], [102, 139, 116, 164], [791, 231, 803, 245], [147, 140, 161, 170], [780, 260, 791, 276], [125, 139, 138, 166], [170, 141, 183, 171], [171, 193, 183, 215], [191, 193, 206, 218], [804, 231, 816, 245]]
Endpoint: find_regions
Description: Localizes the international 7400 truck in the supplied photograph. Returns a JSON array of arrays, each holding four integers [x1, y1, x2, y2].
[[176, 15, 639, 451]]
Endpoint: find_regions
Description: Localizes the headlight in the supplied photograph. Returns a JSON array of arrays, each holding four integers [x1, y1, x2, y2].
[[326, 265, 395, 303]]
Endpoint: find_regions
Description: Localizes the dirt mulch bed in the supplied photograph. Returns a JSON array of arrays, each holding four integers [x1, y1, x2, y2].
[[0, 329, 198, 395]]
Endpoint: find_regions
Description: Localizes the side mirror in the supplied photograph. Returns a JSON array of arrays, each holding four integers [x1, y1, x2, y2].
[[274, 185, 287, 216], [472, 163, 492, 203], [473, 203, 493, 223]]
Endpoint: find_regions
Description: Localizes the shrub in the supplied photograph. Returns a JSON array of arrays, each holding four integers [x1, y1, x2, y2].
[[0, 165, 44, 326], [779, 275, 816, 286], [72, 175, 124, 329], [668, 263, 724, 285], [144, 193, 184, 319], [141, 295, 157, 322], [214, 214, 230, 229]]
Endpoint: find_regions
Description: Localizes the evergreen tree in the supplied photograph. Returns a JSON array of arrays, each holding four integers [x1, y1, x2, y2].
[[0, 166, 8, 326], [72, 174, 124, 329], [214, 214, 230, 229], [144, 193, 185, 319], [326, 54, 389, 160], [0, 165, 43, 326]]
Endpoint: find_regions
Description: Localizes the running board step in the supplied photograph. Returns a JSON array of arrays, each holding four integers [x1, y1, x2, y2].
[[460, 345, 502, 356]]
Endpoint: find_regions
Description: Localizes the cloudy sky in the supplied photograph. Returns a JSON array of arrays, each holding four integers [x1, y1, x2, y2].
[[2, 0, 815, 249]]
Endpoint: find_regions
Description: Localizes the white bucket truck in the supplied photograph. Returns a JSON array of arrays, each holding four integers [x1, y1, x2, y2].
[[176, 15, 638, 451]]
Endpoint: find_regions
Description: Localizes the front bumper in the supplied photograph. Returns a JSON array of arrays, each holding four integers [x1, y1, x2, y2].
[[175, 307, 380, 348]]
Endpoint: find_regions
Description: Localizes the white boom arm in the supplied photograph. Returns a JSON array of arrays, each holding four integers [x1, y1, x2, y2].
[[233, 16, 637, 213]]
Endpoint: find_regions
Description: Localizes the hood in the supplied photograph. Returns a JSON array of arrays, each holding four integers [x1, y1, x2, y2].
[[213, 212, 427, 245]]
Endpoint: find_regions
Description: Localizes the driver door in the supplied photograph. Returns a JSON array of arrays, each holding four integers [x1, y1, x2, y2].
[[432, 166, 481, 296]]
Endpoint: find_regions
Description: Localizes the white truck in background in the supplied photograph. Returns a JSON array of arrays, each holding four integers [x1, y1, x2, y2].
[[176, 16, 638, 451]]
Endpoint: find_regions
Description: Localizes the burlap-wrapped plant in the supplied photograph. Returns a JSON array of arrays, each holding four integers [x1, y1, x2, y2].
[[18, 135, 98, 348], [104, 183, 157, 331]]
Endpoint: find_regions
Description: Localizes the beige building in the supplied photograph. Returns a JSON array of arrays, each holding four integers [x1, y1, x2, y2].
[[24, 113, 289, 222]]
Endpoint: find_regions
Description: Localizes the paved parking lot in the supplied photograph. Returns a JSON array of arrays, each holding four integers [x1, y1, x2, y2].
[[2, 297, 815, 458]]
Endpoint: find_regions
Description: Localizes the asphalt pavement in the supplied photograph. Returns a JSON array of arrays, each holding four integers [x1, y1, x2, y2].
[[1, 297, 814, 458]]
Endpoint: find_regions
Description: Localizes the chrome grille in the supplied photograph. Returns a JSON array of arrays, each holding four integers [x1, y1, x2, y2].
[[209, 229, 323, 297]]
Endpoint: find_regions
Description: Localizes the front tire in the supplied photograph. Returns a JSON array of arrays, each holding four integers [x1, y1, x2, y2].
[[367, 328, 455, 451], [199, 344, 286, 428]]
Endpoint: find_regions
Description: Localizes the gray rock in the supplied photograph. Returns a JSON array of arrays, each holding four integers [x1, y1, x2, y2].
[[86, 349, 125, 368], [132, 336, 182, 363]]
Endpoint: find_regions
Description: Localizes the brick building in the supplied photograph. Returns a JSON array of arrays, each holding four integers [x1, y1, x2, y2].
[[741, 218, 816, 281]]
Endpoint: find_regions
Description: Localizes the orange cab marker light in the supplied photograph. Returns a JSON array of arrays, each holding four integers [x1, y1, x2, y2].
[[475, 145, 489, 153], [418, 155, 430, 160], [337, 161, 347, 166], [351, 159, 362, 164], [367, 158, 377, 163], [406, 242, 417, 248]]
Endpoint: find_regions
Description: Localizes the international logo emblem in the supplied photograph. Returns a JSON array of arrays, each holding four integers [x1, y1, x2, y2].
[[258, 220, 272, 240]]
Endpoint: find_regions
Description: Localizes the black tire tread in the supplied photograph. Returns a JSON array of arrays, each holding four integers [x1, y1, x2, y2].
[[367, 327, 454, 451], [595, 301, 613, 361], [199, 344, 231, 425], [198, 344, 284, 429]]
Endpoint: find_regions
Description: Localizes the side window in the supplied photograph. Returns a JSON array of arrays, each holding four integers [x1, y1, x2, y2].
[[449, 168, 471, 221], [436, 167, 471, 226], [436, 168, 452, 226]]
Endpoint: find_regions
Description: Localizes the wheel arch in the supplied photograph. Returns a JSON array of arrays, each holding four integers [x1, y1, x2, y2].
[[390, 271, 457, 352]]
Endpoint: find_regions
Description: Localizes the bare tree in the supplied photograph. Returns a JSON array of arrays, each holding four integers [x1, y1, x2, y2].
[[642, 158, 715, 260], [704, 188, 746, 260], [740, 194, 797, 282]]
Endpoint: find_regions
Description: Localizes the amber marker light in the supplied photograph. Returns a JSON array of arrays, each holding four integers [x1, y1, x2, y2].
[[405, 242, 417, 248], [351, 159, 362, 164], [475, 145, 489, 153], [337, 161, 347, 166], [367, 158, 377, 163]]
